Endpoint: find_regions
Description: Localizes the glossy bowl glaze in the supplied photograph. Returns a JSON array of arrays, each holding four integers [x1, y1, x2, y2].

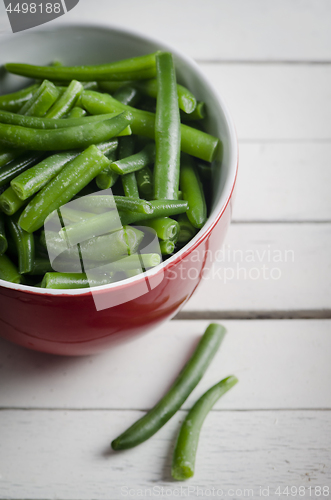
[[0, 24, 238, 355]]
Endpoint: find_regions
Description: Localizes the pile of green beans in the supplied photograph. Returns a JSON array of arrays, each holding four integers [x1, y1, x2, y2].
[[0, 51, 220, 289]]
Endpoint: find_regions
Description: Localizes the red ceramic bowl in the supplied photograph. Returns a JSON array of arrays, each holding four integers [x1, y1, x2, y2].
[[0, 24, 238, 355]]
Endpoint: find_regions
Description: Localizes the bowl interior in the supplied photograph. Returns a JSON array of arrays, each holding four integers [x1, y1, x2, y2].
[[0, 24, 237, 294]]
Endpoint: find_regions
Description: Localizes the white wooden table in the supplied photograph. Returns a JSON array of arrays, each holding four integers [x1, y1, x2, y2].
[[0, 1, 330, 498]]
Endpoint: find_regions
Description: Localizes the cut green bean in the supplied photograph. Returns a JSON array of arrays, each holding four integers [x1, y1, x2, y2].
[[28, 256, 53, 276], [95, 253, 161, 273], [0, 186, 30, 215], [180, 153, 207, 229], [153, 52, 181, 200], [81, 91, 219, 162], [0, 254, 21, 283], [172, 375, 238, 481], [0, 112, 131, 151], [137, 217, 179, 241], [119, 199, 188, 226], [111, 142, 155, 175], [19, 80, 60, 116], [159, 239, 175, 255], [136, 166, 153, 200], [45, 80, 83, 119], [0, 152, 44, 187], [72, 194, 152, 215], [95, 150, 118, 190], [67, 106, 86, 118], [117, 136, 139, 198], [181, 101, 206, 121], [0, 84, 39, 112], [41, 272, 113, 289], [5, 53, 158, 81], [111, 323, 226, 450], [177, 213, 198, 244], [6, 213, 35, 273], [18, 145, 111, 233], [0, 212, 8, 255]]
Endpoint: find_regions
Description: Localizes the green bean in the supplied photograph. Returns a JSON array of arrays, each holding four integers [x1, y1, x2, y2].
[[180, 154, 207, 229], [181, 101, 206, 121], [117, 136, 139, 198], [0, 254, 21, 283], [111, 323, 226, 450], [0, 152, 44, 187], [153, 52, 181, 200], [81, 91, 219, 162], [172, 375, 238, 481], [93, 253, 161, 273], [71, 194, 150, 215], [0, 112, 131, 151], [6, 213, 35, 273], [0, 84, 39, 112], [137, 217, 179, 241], [119, 199, 188, 226], [111, 142, 155, 175], [95, 150, 118, 190], [0, 186, 30, 215], [177, 213, 198, 245], [67, 106, 86, 118], [0, 212, 8, 255], [19, 80, 60, 116], [196, 161, 212, 183], [45, 80, 83, 119], [159, 239, 175, 255], [113, 85, 141, 107], [28, 256, 53, 276], [41, 272, 113, 289], [5, 53, 158, 81], [136, 166, 153, 200], [0, 149, 21, 169], [11, 150, 81, 200], [18, 145, 111, 233], [100, 78, 197, 114], [0, 109, 120, 129]]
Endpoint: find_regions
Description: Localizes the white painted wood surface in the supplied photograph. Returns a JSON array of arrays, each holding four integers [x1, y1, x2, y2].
[[0, 2, 330, 499], [0, 320, 330, 410]]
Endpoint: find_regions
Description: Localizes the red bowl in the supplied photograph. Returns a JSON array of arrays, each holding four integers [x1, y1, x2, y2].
[[0, 24, 238, 355]]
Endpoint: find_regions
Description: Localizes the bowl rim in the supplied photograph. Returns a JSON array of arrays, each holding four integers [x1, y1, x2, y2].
[[0, 22, 238, 297]]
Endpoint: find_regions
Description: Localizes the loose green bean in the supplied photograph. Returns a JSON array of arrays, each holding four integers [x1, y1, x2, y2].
[[0, 254, 21, 283], [0, 84, 39, 112], [18, 145, 111, 233], [6, 212, 35, 273], [172, 375, 238, 480], [5, 53, 158, 81], [81, 91, 219, 162], [0, 212, 8, 255], [0, 113, 131, 151], [111, 323, 226, 450], [180, 153, 207, 229], [159, 239, 175, 255], [72, 194, 152, 215], [119, 199, 188, 226]]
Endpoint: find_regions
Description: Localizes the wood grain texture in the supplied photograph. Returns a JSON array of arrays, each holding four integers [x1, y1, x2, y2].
[[0, 409, 329, 499], [1, 320, 330, 410], [200, 64, 331, 140], [233, 143, 331, 222]]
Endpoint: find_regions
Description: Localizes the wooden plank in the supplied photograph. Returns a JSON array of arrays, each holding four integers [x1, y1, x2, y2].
[[1, 320, 330, 410], [182, 223, 331, 314], [200, 63, 331, 140], [0, 409, 329, 499], [5, 0, 326, 62], [232, 143, 331, 222]]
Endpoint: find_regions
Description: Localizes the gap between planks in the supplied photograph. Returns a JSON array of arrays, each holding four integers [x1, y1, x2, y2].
[[175, 310, 331, 320]]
